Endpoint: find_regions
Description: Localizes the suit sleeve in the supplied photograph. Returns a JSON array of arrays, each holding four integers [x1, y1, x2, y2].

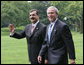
[[41, 26, 46, 41], [61, 25, 76, 59], [41, 26, 48, 60], [10, 30, 26, 39], [39, 27, 48, 57], [39, 41, 48, 56]]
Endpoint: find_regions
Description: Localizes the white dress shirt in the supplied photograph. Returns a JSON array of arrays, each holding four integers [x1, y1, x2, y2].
[[48, 18, 58, 33], [48, 18, 58, 43]]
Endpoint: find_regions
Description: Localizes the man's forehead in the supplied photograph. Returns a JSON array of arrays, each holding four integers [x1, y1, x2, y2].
[[30, 11, 36, 14], [47, 8, 55, 12]]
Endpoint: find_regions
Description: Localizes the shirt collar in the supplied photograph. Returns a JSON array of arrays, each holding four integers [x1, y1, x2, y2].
[[50, 18, 58, 24], [50, 18, 58, 26], [32, 20, 39, 27]]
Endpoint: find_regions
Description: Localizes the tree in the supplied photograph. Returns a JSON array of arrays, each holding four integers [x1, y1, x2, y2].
[[1, 1, 83, 33], [50, 1, 83, 33], [29, 1, 50, 25], [1, 1, 31, 27]]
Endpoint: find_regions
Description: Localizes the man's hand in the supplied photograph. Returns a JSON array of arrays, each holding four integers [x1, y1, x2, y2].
[[45, 59, 48, 64], [70, 59, 76, 64], [37, 56, 42, 64], [8, 24, 15, 33]]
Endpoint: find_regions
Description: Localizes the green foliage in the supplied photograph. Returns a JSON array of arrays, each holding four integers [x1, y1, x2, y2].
[[29, 1, 50, 25], [1, 26, 25, 36], [50, 1, 83, 33], [1, 1, 83, 33], [1, 1, 31, 27]]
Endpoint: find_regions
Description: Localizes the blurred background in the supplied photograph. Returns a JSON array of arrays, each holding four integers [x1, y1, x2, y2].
[[1, 1, 83, 64]]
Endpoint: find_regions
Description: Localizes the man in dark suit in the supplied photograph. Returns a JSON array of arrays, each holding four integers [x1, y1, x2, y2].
[[38, 6, 76, 64], [8, 9, 47, 64]]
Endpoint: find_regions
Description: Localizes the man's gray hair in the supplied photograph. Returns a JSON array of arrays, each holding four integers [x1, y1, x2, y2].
[[47, 6, 59, 14]]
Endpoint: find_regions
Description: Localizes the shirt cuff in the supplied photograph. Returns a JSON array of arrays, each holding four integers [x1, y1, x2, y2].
[[10, 32, 14, 36]]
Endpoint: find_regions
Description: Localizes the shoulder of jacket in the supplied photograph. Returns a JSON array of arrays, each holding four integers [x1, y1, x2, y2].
[[58, 20, 67, 27], [26, 24, 31, 27], [39, 22, 46, 27], [24, 24, 31, 29]]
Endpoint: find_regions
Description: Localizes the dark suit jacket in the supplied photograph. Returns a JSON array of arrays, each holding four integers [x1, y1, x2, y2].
[[39, 19, 76, 64], [10, 22, 46, 64]]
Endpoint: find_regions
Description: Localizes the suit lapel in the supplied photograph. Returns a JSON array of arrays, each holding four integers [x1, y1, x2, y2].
[[30, 22, 40, 37], [27, 24, 32, 37], [46, 25, 50, 42], [50, 19, 58, 42]]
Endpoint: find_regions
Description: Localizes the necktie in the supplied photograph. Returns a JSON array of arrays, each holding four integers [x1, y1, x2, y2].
[[48, 24, 53, 43], [31, 26, 35, 33]]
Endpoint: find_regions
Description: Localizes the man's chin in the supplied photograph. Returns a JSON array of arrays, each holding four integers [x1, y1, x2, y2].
[[31, 20, 34, 22], [49, 20, 54, 22], [48, 19, 52, 21], [49, 19, 56, 22], [31, 21, 36, 24]]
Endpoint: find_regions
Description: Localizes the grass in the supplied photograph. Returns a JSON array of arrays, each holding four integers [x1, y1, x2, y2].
[[71, 32, 83, 64], [1, 27, 83, 64], [1, 36, 30, 64]]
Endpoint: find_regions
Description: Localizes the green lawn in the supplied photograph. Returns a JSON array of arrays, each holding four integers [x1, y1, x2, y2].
[[71, 32, 83, 64], [1, 36, 30, 64], [1, 28, 83, 64]]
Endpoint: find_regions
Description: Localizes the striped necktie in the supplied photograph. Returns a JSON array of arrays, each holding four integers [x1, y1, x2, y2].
[[48, 24, 53, 43]]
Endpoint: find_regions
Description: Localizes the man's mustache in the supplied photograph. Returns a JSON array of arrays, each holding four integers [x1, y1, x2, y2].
[[30, 17, 35, 20]]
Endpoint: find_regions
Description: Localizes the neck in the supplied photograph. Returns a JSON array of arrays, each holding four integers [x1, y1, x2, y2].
[[50, 18, 58, 24], [33, 20, 39, 24]]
